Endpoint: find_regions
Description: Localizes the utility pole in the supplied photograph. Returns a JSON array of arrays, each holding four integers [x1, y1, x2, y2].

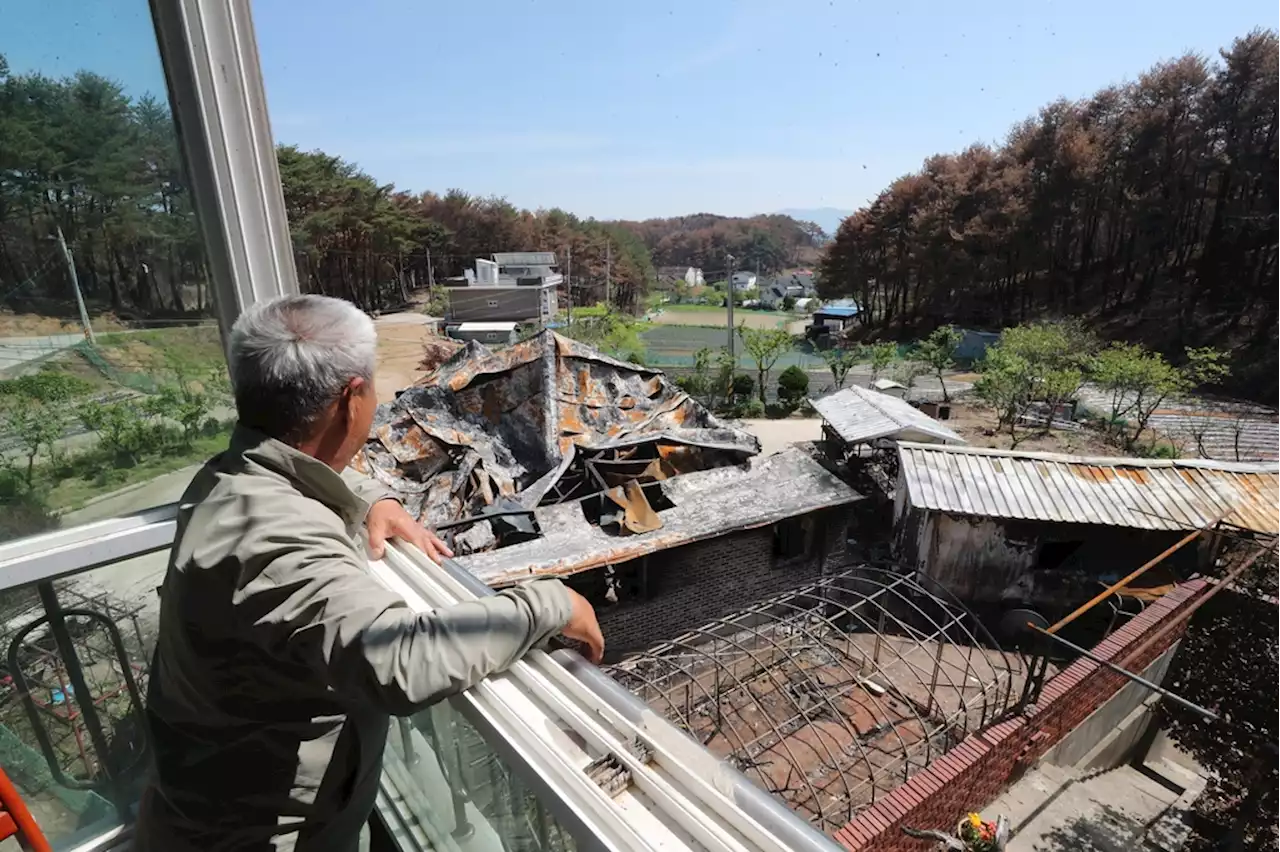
[[425, 247, 436, 289], [55, 226, 95, 345], [566, 244, 573, 326], [725, 252, 736, 363], [604, 240, 612, 310]]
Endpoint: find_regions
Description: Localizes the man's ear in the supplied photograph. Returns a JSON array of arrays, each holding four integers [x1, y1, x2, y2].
[[342, 377, 367, 422]]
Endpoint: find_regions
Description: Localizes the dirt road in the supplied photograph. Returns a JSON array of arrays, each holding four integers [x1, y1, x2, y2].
[[373, 312, 435, 402]]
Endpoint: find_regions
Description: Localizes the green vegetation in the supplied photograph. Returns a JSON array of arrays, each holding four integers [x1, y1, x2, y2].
[[0, 328, 235, 538], [818, 30, 1278, 403], [819, 346, 859, 390], [737, 326, 796, 405], [975, 321, 1228, 449], [560, 311, 651, 363], [914, 325, 964, 402], [866, 342, 898, 387], [776, 365, 810, 415]]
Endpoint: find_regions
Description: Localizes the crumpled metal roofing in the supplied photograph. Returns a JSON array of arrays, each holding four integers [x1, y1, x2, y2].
[[455, 446, 863, 585], [896, 442, 1279, 533], [811, 386, 965, 446], [351, 330, 761, 553]]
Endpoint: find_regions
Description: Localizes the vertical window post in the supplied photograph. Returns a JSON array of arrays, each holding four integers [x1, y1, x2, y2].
[[149, 0, 299, 360]]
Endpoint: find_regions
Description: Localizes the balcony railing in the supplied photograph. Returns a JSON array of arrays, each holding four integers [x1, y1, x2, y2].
[[0, 504, 843, 851]]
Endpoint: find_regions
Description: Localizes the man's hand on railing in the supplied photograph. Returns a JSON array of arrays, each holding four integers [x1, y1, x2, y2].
[[563, 589, 605, 664], [366, 498, 453, 562]]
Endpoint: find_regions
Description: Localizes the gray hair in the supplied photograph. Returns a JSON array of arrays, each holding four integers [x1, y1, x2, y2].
[[228, 294, 377, 441]]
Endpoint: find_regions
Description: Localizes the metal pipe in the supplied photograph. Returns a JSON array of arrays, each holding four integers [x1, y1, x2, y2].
[[1046, 512, 1227, 635], [0, 766, 53, 852], [1028, 625, 1218, 721], [1117, 544, 1274, 672]]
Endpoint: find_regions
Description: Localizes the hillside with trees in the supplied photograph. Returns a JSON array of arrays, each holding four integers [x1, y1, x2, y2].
[[0, 52, 826, 326], [618, 213, 825, 275], [818, 30, 1278, 402]]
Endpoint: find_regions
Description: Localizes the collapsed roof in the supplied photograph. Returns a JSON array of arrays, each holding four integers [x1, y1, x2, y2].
[[457, 445, 862, 586], [352, 330, 762, 555]]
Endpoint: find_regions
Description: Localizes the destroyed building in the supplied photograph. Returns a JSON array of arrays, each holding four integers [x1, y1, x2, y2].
[[354, 331, 863, 658], [892, 442, 1280, 609]]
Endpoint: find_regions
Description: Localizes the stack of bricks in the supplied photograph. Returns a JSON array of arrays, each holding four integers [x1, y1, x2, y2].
[[833, 578, 1210, 852]]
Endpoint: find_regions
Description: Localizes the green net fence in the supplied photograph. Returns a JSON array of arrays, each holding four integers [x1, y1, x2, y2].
[[0, 722, 113, 830]]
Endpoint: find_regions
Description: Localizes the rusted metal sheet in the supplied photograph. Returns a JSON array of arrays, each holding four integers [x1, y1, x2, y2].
[[897, 442, 1279, 534], [456, 446, 863, 585], [357, 330, 761, 554]]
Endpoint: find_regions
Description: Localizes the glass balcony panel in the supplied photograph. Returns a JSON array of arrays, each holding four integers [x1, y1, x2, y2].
[[380, 700, 579, 852], [0, 548, 167, 848]]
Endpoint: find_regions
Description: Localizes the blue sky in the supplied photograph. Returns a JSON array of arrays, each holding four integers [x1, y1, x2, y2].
[[5, 0, 1276, 220]]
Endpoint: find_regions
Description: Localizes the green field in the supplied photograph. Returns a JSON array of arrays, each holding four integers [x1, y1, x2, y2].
[[640, 324, 823, 370]]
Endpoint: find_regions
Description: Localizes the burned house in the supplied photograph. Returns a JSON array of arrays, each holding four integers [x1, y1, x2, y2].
[[892, 442, 1280, 610], [354, 330, 862, 658]]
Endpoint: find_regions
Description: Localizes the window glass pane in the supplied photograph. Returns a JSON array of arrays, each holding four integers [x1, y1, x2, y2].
[[383, 700, 579, 852], [0, 3, 230, 549], [1, 551, 166, 847]]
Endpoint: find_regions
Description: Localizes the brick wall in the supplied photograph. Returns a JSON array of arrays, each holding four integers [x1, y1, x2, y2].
[[833, 579, 1210, 852], [567, 508, 849, 660]]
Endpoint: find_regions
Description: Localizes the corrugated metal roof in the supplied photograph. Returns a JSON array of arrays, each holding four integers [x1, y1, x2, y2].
[[814, 306, 860, 318], [811, 387, 965, 446], [896, 442, 1279, 534]]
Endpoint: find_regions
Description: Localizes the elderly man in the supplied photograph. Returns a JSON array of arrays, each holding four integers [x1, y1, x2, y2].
[[136, 294, 603, 852]]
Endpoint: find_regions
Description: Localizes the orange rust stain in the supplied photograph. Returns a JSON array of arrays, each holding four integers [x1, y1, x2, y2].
[[481, 385, 502, 424], [1117, 468, 1150, 484]]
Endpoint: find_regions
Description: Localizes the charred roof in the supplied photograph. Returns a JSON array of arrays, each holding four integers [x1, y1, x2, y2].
[[352, 330, 767, 556]]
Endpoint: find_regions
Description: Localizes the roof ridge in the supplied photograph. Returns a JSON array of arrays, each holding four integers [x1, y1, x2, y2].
[[896, 441, 1280, 472]]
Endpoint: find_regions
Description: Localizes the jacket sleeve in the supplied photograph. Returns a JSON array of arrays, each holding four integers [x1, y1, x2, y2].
[[230, 505, 574, 716], [341, 468, 399, 515]]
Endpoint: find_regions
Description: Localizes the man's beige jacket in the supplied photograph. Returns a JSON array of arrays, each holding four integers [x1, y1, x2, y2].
[[136, 426, 572, 851]]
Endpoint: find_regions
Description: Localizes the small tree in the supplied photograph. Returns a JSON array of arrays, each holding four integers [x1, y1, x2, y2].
[[892, 360, 931, 399], [676, 347, 717, 405], [915, 325, 964, 402], [738, 325, 795, 404], [820, 346, 859, 391], [1091, 344, 1229, 448], [867, 342, 898, 387], [781, 295, 797, 312], [776, 365, 810, 411], [4, 401, 65, 487]]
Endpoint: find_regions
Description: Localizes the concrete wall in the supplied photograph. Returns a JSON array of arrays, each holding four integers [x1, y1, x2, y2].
[[1039, 645, 1177, 772], [564, 508, 849, 661]]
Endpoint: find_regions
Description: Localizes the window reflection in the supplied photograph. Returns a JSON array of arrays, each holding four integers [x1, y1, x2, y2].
[[383, 700, 579, 852], [0, 7, 230, 548]]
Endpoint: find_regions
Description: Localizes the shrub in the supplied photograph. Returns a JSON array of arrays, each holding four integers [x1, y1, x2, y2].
[[739, 398, 765, 418], [776, 365, 810, 407], [731, 373, 755, 402], [765, 402, 792, 419]]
